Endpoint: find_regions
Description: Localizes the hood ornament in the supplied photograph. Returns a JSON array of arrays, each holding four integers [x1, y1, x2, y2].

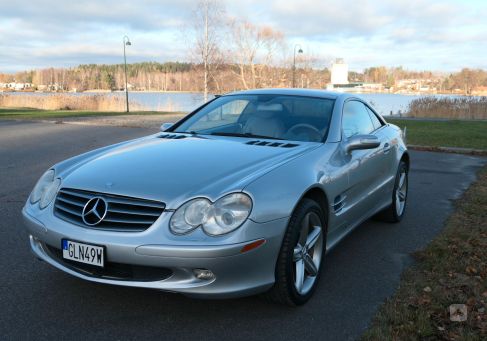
[[82, 197, 108, 226]]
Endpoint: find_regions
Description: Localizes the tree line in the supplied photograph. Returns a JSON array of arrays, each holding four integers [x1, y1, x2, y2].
[[0, 61, 332, 93], [2, 63, 487, 95]]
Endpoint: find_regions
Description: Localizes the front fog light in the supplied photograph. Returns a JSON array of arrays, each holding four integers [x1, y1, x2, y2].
[[193, 269, 214, 280]]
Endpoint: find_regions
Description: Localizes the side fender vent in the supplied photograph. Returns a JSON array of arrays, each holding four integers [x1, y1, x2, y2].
[[246, 140, 299, 148], [333, 195, 347, 213]]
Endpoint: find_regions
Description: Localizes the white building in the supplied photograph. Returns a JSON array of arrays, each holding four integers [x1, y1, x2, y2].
[[3, 82, 33, 90], [330, 58, 349, 85]]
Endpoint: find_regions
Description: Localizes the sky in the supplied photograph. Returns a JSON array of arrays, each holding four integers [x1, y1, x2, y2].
[[0, 0, 486, 73]]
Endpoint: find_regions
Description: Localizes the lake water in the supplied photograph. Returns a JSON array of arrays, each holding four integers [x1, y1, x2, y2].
[[122, 92, 454, 116], [5, 91, 461, 116]]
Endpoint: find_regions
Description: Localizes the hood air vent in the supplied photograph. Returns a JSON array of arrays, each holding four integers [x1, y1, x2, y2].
[[246, 140, 299, 148], [158, 134, 187, 139]]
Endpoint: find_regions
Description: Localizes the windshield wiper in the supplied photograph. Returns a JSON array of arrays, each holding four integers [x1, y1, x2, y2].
[[210, 132, 281, 140]]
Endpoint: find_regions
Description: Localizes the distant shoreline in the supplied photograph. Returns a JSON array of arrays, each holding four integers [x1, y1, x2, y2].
[[1, 89, 486, 96]]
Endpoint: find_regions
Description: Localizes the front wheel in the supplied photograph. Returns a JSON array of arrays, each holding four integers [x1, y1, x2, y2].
[[377, 160, 408, 222], [264, 199, 326, 306]]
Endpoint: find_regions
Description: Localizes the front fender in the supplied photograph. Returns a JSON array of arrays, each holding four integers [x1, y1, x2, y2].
[[244, 143, 345, 224]]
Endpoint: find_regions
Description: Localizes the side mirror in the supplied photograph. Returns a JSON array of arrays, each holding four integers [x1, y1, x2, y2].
[[160, 122, 174, 132], [344, 134, 380, 154]]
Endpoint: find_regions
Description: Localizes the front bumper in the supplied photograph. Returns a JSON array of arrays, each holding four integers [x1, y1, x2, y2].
[[23, 206, 288, 298]]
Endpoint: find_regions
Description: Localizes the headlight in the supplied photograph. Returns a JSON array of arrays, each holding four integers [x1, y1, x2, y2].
[[169, 193, 252, 236], [39, 178, 61, 209], [170, 198, 212, 234], [203, 193, 252, 235], [29, 169, 61, 209]]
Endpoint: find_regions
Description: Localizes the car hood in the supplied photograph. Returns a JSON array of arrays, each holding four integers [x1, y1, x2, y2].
[[60, 135, 319, 208]]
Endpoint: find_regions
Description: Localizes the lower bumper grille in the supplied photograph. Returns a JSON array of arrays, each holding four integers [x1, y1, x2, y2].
[[45, 244, 172, 282]]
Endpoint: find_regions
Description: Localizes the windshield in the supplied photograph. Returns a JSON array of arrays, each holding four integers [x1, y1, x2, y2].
[[173, 94, 335, 142]]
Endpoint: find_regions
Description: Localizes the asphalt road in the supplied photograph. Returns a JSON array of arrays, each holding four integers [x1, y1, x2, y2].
[[1, 120, 485, 340]]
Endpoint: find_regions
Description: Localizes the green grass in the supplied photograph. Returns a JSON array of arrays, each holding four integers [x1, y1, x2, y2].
[[388, 119, 487, 151], [0, 108, 180, 120], [363, 167, 487, 340]]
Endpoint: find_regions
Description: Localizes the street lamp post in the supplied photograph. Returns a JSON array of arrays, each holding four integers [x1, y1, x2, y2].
[[123, 35, 131, 112], [292, 44, 303, 88]]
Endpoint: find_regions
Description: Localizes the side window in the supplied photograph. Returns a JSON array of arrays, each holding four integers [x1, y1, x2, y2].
[[342, 101, 375, 138], [366, 107, 383, 130]]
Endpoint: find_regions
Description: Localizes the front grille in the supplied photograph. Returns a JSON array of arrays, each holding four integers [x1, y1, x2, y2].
[[45, 244, 172, 282], [54, 188, 165, 232]]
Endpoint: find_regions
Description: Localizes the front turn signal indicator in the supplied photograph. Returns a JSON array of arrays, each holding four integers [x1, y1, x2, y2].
[[240, 239, 266, 253]]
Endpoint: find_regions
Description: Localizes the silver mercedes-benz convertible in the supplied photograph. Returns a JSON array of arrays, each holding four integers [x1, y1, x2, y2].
[[23, 89, 409, 305]]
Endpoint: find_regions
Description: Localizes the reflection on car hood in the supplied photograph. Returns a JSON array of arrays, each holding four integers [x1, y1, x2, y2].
[[61, 135, 319, 207]]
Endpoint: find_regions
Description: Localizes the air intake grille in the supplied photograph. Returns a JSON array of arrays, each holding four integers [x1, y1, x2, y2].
[[54, 188, 165, 232], [44, 244, 172, 282], [333, 195, 346, 213], [246, 140, 299, 148], [158, 134, 186, 139]]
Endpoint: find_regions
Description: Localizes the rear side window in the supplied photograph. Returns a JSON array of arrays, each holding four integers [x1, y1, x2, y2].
[[366, 107, 383, 130], [342, 100, 375, 138]]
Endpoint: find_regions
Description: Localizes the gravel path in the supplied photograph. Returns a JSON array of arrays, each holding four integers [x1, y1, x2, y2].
[[59, 113, 186, 129]]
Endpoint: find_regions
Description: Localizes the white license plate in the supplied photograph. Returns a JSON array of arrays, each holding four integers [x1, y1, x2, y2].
[[62, 240, 104, 267]]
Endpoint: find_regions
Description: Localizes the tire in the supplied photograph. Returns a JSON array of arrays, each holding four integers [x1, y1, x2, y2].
[[376, 160, 408, 223], [264, 198, 327, 306]]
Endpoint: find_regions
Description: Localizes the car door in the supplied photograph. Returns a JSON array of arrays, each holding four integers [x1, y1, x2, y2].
[[365, 105, 398, 202], [341, 100, 390, 225]]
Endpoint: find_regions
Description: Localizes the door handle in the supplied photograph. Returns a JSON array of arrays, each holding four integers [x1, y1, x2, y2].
[[383, 143, 391, 154]]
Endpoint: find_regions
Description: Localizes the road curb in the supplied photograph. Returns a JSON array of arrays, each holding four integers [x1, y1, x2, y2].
[[408, 144, 487, 156]]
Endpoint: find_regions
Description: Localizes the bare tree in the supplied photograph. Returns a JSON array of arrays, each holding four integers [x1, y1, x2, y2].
[[229, 20, 284, 89], [190, 0, 226, 101], [297, 51, 327, 89]]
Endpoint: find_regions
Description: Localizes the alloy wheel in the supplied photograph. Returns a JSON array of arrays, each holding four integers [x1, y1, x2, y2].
[[292, 211, 323, 295], [395, 169, 407, 216]]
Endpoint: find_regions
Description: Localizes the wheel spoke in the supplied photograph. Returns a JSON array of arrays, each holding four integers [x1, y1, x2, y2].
[[305, 226, 321, 249], [398, 191, 406, 201], [295, 259, 305, 293], [395, 193, 402, 214], [293, 245, 302, 262], [303, 253, 318, 276], [299, 213, 310, 245], [398, 173, 406, 188]]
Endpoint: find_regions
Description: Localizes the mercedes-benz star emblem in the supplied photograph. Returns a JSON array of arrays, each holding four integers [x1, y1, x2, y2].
[[81, 197, 108, 226]]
